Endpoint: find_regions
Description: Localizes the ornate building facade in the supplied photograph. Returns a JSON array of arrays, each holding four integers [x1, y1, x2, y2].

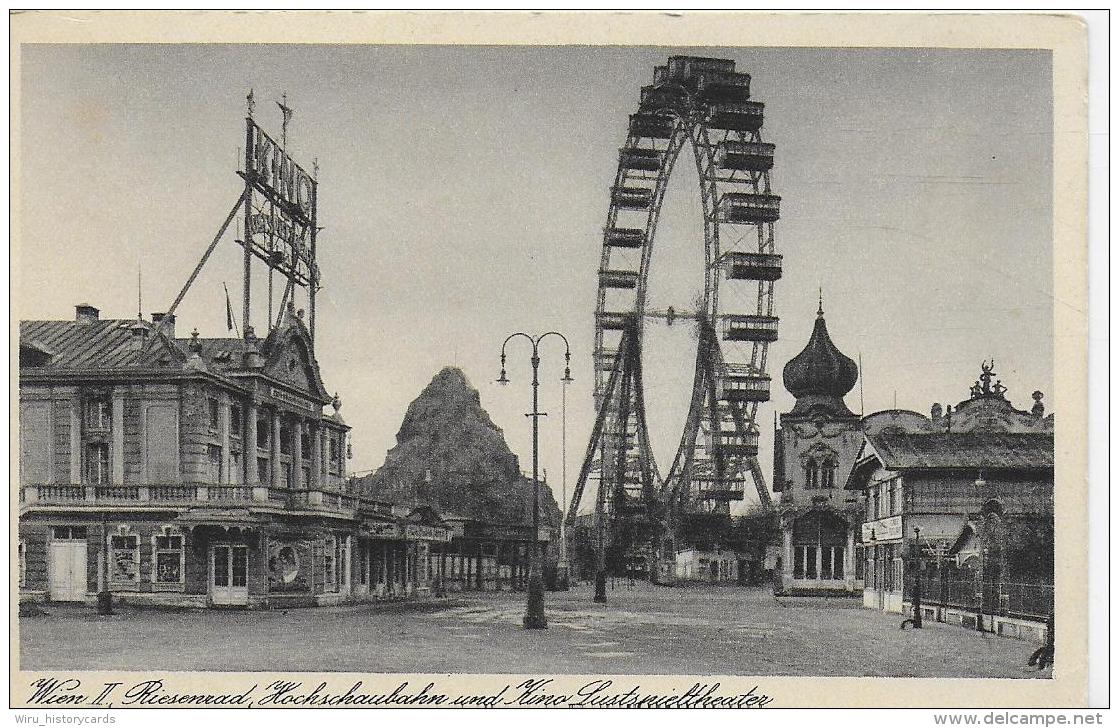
[[846, 363, 1054, 640], [772, 303, 864, 595], [18, 304, 453, 608]]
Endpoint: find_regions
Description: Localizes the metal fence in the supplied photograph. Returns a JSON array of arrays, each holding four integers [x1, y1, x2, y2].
[[905, 575, 1053, 621]]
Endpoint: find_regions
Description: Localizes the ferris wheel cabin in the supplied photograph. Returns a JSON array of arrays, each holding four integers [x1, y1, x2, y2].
[[595, 348, 620, 372], [596, 311, 630, 331], [722, 314, 779, 342], [612, 185, 655, 209], [619, 147, 665, 172], [717, 366, 772, 403], [639, 85, 690, 110], [690, 470, 747, 501], [723, 251, 783, 281], [717, 141, 775, 172], [719, 192, 782, 224], [697, 71, 752, 104], [599, 269, 640, 289], [604, 227, 646, 248], [709, 424, 761, 458], [658, 56, 735, 83], [629, 113, 675, 139], [708, 101, 765, 133]]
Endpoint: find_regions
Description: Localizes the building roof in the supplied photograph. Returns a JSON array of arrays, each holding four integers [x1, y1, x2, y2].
[[781, 304, 858, 418], [20, 319, 177, 371], [870, 432, 1053, 470], [845, 432, 1053, 490]]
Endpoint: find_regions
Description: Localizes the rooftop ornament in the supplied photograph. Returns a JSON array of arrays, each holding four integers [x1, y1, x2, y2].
[[969, 360, 1007, 400]]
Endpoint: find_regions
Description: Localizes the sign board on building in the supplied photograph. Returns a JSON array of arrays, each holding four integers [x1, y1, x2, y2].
[[268, 386, 318, 415], [405, 524, 452, 543], [862, 515, 903, 543], [364, 521, 402, 539], [246, 120, 316, 226], [241, 116, 318, 289]]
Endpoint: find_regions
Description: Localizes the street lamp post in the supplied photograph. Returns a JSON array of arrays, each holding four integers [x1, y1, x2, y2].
[[911, 526, 923, 629], [498, 331, 573, 630]]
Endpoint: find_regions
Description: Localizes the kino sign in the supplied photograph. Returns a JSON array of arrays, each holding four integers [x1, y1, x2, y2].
[[245, 119, 316, 226]]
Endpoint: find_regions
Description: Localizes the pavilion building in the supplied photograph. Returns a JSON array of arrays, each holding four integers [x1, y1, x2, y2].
[[18, 303, 451, 608]]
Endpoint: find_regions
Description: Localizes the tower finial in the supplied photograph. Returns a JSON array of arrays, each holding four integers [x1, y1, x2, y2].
[[817, 286, 824, 317]]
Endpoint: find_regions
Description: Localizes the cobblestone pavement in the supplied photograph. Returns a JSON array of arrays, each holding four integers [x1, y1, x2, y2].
[[19, 583, 1051, 677]]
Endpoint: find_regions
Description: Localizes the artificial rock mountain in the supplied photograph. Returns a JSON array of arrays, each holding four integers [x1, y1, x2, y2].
[[351, 367, 562, 528]]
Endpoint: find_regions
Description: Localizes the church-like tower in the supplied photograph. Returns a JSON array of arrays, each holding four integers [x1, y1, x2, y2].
[[773, 302, 863, 595]]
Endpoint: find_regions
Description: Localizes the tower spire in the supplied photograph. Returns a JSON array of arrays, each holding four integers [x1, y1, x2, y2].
[[817, 286, 824, 317]]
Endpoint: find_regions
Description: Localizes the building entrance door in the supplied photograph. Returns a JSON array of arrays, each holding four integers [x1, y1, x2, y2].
[[211, 545, 248, 606], [48, 533, 87, 602]]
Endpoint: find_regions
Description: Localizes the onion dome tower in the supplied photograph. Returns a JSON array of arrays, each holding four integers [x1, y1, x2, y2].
[[781, 298, 858, 419]]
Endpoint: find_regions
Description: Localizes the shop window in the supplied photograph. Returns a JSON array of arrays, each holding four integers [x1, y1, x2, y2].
[[207, 444, 223, 484], [207, 397, 220, 431], [154, 530, 184, 585], [85, 442, 110, 485], [793, 546, 805, 578], [110, 531, 140, 585]]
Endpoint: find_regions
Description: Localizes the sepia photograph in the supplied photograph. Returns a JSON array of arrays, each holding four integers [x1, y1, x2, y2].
[[10, 11, 1093, 709]]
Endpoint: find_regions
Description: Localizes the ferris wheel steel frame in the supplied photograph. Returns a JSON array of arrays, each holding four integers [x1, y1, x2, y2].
[[568, 57, 782, 581]]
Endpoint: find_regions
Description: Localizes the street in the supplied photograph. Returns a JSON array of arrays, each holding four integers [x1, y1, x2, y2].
[[20, 583, 1050, 678]]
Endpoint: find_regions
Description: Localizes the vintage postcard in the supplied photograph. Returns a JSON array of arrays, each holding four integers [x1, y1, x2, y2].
[[10, 11, 1089, 709]]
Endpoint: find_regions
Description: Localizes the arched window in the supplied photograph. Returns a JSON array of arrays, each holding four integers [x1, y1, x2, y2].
[[805, 461, 818, 489], [821, 459, 837, 488]]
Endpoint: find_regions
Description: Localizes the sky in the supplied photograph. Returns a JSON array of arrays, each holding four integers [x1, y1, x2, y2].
[[17, 45, 1053, 515]]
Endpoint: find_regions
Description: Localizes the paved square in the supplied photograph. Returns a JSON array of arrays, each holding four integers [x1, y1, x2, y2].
[[20, 584, 1050, 678]]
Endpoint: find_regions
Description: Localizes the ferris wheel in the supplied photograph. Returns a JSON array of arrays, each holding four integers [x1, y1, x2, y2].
[[569, 56, 781, 577]]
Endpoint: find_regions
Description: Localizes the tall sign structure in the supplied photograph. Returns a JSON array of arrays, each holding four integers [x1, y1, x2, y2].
[[238, 90, 320, 342]]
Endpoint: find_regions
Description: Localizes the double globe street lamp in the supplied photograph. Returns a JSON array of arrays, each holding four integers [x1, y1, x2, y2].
[[498, 331, 573, 630]]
